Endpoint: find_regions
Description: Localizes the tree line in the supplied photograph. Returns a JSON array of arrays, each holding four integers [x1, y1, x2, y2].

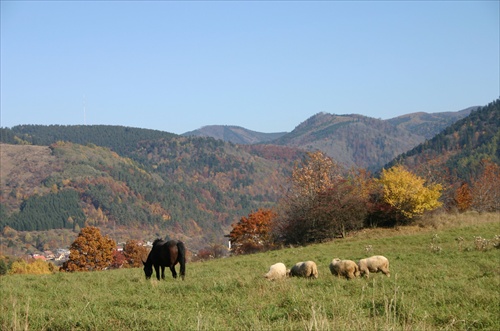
[[1, 226, 149, 275], [2, 150, 498, 273], [0, 99, 498, 256], [228, 151, 500, 254]]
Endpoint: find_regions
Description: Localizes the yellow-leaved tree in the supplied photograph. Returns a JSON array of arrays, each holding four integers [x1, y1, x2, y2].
[[378, 165, 442, 222], [9, 259, 55, 275]]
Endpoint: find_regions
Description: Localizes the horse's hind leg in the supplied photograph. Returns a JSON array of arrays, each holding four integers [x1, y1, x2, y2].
[[170, 266, 178, 279]]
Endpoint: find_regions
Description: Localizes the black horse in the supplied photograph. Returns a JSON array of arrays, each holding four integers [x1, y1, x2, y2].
[[143, 239, 186, 281]]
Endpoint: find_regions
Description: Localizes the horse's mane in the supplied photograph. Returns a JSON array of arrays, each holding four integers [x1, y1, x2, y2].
[[152, 238, 164, 246], [145, 239, 164, 265]]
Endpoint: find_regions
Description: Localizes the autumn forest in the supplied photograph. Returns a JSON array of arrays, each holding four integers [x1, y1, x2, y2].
[[0, 98, 499, 273]]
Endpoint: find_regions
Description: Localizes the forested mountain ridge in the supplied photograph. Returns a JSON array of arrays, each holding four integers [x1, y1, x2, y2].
[[0, 136, 305, 252], [0, 101, 495, 256], [1, 107, 472, 172], [0, 125, 176, 157], [183, 108, 472, 171], [182, 125, 287, 144], [387, 99, 500, 183], [271, 113, 422, 170], [387, 107, 476, 140]]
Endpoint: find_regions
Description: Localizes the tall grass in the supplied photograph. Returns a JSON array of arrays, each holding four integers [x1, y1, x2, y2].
[[1, 213, 499, 330]]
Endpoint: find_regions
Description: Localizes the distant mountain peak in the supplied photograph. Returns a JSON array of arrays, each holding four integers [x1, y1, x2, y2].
[[182, 125, 287, 145]]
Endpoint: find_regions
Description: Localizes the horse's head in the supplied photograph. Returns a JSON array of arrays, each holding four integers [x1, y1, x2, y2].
[[143, 260, 153, 279]]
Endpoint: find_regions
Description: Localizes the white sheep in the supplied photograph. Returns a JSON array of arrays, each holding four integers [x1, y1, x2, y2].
[[358, 255, 390, 278], [264, 262, 287, 280], [329, 258, 360, 280], [287, 261, 318, 279]]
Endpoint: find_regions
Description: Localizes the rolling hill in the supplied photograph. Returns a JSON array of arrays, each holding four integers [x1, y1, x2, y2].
[[182, 125, 287, 144], [271, 113, 421, 170], [0, 100, 497, 256], [386, 99, 500, 182], [183, 108, 473, 171], [0, 136, 305, 253], [386, 107, 477, 139]]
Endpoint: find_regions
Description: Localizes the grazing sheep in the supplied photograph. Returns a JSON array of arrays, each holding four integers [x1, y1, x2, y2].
[[288, 261, 318, 279], [358, 255, 390, 278], [329, 258, 360, 280], [264, 262, 287, 280]]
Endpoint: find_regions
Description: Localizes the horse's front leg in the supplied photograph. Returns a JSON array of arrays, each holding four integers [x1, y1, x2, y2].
[[161, 266, 166, 280], [154, 265, 161, 281], [170, 266, 178, 279]]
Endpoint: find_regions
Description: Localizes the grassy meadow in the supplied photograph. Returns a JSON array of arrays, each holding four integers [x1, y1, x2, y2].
[[1, 212, 499, 331]]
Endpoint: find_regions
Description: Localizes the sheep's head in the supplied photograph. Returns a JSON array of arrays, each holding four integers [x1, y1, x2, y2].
[[332, 258, 342, 265]]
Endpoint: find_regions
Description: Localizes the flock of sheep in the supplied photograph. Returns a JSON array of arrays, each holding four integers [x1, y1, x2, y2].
[[264, 255, 390, 280]]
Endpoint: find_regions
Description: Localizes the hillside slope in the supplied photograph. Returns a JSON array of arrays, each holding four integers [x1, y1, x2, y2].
[[271, 113, 422, 170], [386, 107, 475, 139], [181, 108, 472, 171], [1, 124, 176, 156], [0, 101, 494, 255], [1, 107, 472, 172], [387, 99, 500, 182], [0, 144, 56, 211], [0, 138, 304, 252]]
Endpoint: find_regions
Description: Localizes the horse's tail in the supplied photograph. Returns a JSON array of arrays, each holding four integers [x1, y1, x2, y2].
[[177, 241, 186, 280]]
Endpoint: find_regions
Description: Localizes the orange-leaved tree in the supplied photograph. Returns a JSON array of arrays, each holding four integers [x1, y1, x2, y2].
[[290, 151, 342, 199], [377, 165, 442, 223], [471, 160, 500, 212], [61, 226, 116, 272], [228, 208, 276, 255], [123, 240, 149, 268], [455, 182, 473, 212]]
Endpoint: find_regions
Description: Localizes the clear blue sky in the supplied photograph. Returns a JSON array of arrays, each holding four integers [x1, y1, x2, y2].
[[1, 1, 498, 135]]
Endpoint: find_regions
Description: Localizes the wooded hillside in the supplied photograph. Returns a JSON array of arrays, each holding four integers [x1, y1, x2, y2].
[[0, 99, 497, 255], [0, 138, 304, 252], [184, 108, 472, 171], [388, 99, 500, 183]]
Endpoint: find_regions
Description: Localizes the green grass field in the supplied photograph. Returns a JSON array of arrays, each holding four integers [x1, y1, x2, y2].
[[1, 213, 499, 330]]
